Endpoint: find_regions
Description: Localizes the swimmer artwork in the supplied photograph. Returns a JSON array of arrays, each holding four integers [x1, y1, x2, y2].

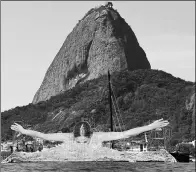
[[2, 71, 177, 163], [3, 117, 175, 163]]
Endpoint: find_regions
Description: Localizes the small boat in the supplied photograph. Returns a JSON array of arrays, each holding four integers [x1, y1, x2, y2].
[[170, 151, 190, 162]]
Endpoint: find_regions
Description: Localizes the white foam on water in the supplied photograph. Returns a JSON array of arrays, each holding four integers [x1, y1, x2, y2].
[[6, 143, 130, 162]]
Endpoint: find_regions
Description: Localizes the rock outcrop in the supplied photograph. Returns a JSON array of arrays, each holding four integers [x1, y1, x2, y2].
[[33, 4, 151, 104], [185, 85, 195, 134]]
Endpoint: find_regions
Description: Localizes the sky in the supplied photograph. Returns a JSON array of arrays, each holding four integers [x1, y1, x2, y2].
[[1, 1, 195, 112]]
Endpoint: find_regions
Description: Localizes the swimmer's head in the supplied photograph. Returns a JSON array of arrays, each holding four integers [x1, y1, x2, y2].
[[73, 121, 91, 138]]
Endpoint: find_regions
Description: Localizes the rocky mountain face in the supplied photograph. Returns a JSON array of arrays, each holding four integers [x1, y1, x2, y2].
[[32, 4, 151, 104]]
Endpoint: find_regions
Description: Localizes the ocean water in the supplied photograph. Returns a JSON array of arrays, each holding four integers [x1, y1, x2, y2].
[[1, 162, 195, 172]]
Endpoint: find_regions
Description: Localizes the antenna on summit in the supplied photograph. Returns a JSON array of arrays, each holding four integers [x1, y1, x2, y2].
[[104, 1, 113, 8]]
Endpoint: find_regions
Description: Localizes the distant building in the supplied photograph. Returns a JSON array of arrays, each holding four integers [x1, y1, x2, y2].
[[1, 141, 14, 151], [127, 140, 148, 152], [105, 2, 113, 8], [34, 137, 44, 144], [190, 140, 195, 147], [26, 141, 34, 145]]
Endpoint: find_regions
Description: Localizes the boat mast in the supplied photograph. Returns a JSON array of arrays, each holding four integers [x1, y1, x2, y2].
[[105, 12, 114, 148], [108, 70, 114, 148]]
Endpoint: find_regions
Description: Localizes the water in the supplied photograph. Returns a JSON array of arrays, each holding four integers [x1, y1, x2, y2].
[[1, 162, 195, 172]]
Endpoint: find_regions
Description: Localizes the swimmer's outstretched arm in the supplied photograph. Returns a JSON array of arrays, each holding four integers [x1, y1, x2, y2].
[[98, 118, 169, 142], [11, 123, 71, 142]]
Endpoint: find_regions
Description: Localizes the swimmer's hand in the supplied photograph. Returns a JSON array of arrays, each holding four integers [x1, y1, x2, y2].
[[148, 118, 169, 130], [11, 123, 25, 134], [11, 122, 72, 142]]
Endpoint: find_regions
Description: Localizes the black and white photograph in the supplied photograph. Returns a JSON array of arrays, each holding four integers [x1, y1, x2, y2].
[[1, 1, 195, 171]]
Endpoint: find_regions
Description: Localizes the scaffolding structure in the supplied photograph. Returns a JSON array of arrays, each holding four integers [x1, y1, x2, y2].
[[147, 126, 172, 150]]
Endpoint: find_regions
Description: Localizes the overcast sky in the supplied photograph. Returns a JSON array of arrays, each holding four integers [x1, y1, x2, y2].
[[1, 1, 195, 112]]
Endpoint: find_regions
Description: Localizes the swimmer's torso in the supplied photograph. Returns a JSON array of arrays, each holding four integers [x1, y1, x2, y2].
[[63, 132, 103, 150]]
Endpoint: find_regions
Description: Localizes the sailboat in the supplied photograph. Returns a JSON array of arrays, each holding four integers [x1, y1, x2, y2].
[[107, 70, 114, 149], [107, 70, 148, 152]]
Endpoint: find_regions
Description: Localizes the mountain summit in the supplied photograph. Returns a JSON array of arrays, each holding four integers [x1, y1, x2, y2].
[[33, 3, 151, 104]]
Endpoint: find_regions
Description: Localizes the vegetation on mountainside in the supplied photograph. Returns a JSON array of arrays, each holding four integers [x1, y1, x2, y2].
[[1, 69, 195, 151]]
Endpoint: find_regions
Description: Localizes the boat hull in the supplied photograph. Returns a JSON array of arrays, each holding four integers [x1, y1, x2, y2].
[[170, 152, 190, 162]]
